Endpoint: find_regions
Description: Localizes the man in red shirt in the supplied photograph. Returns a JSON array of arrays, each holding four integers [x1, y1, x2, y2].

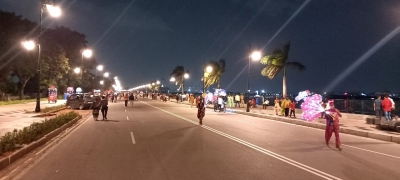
[[382, 94, 393, 122]]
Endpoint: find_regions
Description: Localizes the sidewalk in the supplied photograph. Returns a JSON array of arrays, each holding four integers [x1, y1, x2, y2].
[[0, 100, 67, 136], [170, 99, 400, 143]]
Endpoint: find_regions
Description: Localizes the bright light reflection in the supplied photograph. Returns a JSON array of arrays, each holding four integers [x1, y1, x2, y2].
[[22, 40, 35, 50]]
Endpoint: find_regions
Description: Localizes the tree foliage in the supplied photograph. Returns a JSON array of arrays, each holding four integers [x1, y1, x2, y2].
[[0, 10, 98, 98], [204, 59, 225, 89], [260, 42, 305, 97]]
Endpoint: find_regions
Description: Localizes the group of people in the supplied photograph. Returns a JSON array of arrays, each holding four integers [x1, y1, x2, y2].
[[273, 97, 297, 118], [374, 93, 398, 122]]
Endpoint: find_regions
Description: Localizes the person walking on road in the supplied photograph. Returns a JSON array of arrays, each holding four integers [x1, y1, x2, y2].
[[382, 94, 393, 122], [100, 96, 108, 120], [262, 99, 269, 109], [197, 98, 205, 125], [240, 93, 245, 108], [227, 94, 234, 108], [325, 101, 342, 150], [124, 93, 129, 107], [189, 94, 195, 108], [129, 93, 134, 106], [373, 95, 382, 122]]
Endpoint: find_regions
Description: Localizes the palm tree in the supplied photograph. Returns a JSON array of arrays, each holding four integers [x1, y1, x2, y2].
[[170, 66, 188, 94], [260, 42, 305, 98], [204, 59, 226, 89]]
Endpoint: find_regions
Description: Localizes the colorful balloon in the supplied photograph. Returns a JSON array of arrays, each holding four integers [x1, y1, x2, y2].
[[300, 94, 325, 122]]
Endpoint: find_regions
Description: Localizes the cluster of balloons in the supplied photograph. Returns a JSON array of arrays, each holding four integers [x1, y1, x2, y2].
[[300, 94, 325, 122]]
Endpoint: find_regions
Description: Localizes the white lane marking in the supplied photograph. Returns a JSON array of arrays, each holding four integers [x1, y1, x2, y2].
[[342, 144, 400, 159], [127, 116, 129, 120], [236, 119, 258, 125], [235, 112, 400, 159], [130, 132, 136, 144], [142, 102, 341, 180]]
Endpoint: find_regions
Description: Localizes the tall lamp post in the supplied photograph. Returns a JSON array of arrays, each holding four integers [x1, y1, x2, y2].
[[247, 50, 262, 112], [95, 65, 103, 89], [103, 72, 109, 91], [203, 65, 213, 93], [182, 73, 189, 95], [22, 3, 61, 112], [81, 49, 92, 79]]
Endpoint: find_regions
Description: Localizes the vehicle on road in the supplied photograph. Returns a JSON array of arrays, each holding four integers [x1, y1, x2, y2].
[[66, 93, 95, 110]]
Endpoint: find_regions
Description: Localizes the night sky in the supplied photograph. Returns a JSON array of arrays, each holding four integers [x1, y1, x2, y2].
[[2, 0, 400, 94]]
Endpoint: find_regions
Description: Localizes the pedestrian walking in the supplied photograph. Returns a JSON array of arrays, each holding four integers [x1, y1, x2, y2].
[[382, 94, 393, 122], [100, 96, 108, 120], [274, 97, 281, 115], [189, 94, 195, 108], [197, 98, 205, 125], [373, 95, 382, 122], [234, 94, 240, 108], [129, 93, 134, 106], [325, 101, 342, 151], [124, 93, 129, 107], [176, 94, 179, 103], [289, 100, 296, 118], [240, 93, 245, 108], [227, 94, 234, 108]]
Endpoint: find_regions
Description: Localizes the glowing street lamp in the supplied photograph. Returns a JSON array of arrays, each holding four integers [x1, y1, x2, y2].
[[170, 77, 176, 82], [24, 3, 62, 112], [104, 72, 109, 77], [21, 40, 35, 50], [247, 50, 262, 112], [203, 65, 213, 93], [100, 80, 104, 85], [74, 67, 81, 74]]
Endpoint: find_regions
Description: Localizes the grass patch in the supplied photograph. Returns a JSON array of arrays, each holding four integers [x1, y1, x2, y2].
[[0, 111, 81, 155], [0, 98, 47, 106], [41, 104, 66, 114]]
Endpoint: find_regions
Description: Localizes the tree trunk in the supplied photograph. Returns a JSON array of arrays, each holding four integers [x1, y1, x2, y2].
[[283, 68, 287, 98]]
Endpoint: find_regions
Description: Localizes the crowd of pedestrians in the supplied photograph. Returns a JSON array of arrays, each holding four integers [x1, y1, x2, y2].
[[374, 93, 398, 123]]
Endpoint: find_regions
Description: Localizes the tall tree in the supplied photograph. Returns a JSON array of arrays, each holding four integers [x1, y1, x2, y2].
[[204, 59, 225, 89], [0, 11, 38, 98], [170, 66, 188, 94], [260, 42, 305, 98]]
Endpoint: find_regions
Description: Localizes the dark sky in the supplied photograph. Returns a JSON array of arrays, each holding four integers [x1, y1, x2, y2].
[[2, 0, 400, 93]]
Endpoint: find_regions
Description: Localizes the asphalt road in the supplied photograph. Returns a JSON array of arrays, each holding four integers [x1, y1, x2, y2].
[[5, 99, 400, 180]]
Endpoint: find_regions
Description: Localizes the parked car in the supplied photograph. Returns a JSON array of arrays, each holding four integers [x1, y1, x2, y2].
[[66, 93, 95, 110]]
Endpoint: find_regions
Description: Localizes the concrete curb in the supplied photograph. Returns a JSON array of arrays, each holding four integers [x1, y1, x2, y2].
[[170, 100, 400, 144], [0, 115, 81, 171]]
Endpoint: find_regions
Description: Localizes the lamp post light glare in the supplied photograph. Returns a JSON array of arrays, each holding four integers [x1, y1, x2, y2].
[[170, 77, 176, 82], [22, 40, 35, 50], [97, 65, 103, 71], [46, 5, 61, 17], [82, 49, 93, 58], [114, 76, 118, 80], [251, 51, 262, 61], [156, 80, 160, 84], [74, 67, 81, 74], [104, 72, 109, 77], [206, 66, 212, 73], [184, 73, 189, 79], [100, 80, 104, 85], [246, 49, 262, 112]]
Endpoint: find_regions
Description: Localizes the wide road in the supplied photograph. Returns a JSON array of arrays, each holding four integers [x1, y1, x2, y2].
[[5, 99, 400, 180]]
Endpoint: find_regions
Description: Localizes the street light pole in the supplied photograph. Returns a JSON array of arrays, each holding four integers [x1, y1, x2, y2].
[[247, 46, 251, 112]]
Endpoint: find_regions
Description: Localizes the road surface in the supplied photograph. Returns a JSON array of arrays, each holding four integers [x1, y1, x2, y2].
[[3, 99, 400, 180]]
